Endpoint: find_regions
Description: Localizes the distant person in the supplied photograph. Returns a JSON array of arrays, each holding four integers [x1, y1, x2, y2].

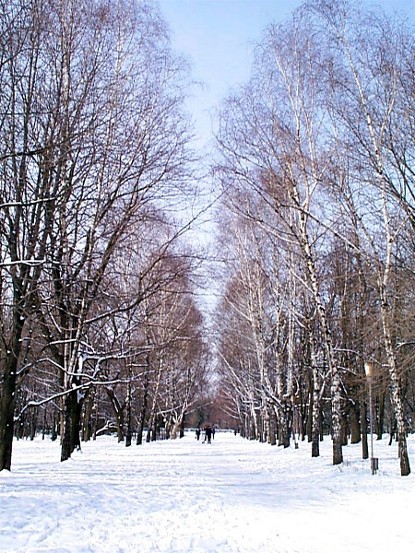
[[203, 425, 212, 444], [195, 428, 201, 441], [212, 427, 216, 440]]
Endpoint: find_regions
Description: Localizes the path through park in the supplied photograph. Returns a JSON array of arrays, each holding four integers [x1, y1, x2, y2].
[[0, 431, 414, 552]]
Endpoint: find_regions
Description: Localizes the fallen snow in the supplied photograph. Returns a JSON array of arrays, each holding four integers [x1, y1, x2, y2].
[[0, 432, 414, 553]]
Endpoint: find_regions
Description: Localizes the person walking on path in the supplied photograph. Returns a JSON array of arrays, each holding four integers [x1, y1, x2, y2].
[[204, 425, 213, 444]]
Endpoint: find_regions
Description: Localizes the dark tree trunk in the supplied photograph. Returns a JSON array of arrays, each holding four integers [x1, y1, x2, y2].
[[180, 414, 186, 438], [297, 376, 308, 441], [349, 403, 360, 444], [377, 388, 385, 440], [249, 418, 256, 440], [307, 387, 313, 443], [361, 399, 369, 460], [51, 413, 59, 441], [137, 386, 149, 446], [269, 408, 277, 446], [165, 419, 171, 440], [341, 414, 348, 447], [311, 402, 320, 458], [151, 421, 157, 442], [82, 390, 94, 442], [125, 382, 132, 448], [277, 404, 291, 448], [388, 419, 396, 446], [0, 361, 18, 471], [0, 307, 25, 470], [61, 389, 83, 462], [398, 432, 411, 476], [30, 408, 37, 440], [311, 378, 321, 458], [145, 424, 151, 443], [116, 411, 124, 443], [42, 407, 47, 440], [137, 423, 144, 445]]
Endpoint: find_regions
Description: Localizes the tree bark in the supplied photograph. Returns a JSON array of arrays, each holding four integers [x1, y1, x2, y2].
[[0, 361, 18, 471], [0, 304, 26, 471], [61, 389, 83, 462]]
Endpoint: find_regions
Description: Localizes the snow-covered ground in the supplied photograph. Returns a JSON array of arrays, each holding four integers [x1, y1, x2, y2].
[[0, 431, 414, 553]]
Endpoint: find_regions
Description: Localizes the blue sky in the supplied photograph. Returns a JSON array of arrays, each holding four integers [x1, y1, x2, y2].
[[158, 0, 415, 148], [158, 0, 305, 146]]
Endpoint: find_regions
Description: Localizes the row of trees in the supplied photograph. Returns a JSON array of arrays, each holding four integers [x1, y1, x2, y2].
[[0, 0, 210, 470], [214, 0, 415, 476]]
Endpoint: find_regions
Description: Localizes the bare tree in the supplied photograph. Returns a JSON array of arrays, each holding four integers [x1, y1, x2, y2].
[[0, 0, 58, 471], [215, 9, 345, 464], [0, 0, 195, 468], [213, 0, 414, 476], [307, 0, 412, 475]]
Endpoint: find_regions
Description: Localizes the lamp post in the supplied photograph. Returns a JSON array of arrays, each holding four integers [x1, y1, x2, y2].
[[364, 362, 378, 475]]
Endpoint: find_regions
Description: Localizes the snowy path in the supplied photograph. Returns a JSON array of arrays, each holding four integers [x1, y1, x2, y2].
[[0, 432, 414, 553]]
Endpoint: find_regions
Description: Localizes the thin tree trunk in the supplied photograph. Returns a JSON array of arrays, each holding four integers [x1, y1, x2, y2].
[[380, 301, 410, 475], [82, 390, 94, 443], [295, 202, 343, 465], [311, 378, 321, 458], [137, 384, 149, 446], [269, 406, 277, 445], [349, 402, 360, 444], [125, 380, 132, 448], [360, 398, 369, 460], [377, 386, 385, 441]]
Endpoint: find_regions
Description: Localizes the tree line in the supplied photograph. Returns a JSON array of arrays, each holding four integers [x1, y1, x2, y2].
[[0, 0, 210, 471], [213, 0, 415, 476]]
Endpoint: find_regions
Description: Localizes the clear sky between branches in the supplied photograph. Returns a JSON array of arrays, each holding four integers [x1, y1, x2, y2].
[[158, 0, 415, 148]]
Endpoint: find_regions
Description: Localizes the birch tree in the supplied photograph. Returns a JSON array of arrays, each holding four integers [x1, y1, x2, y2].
[[307, 0, 412, 475], [216, 11, 345, 464]]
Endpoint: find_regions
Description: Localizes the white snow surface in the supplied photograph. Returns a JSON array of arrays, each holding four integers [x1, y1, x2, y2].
[[0, 431, 414, 553]]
